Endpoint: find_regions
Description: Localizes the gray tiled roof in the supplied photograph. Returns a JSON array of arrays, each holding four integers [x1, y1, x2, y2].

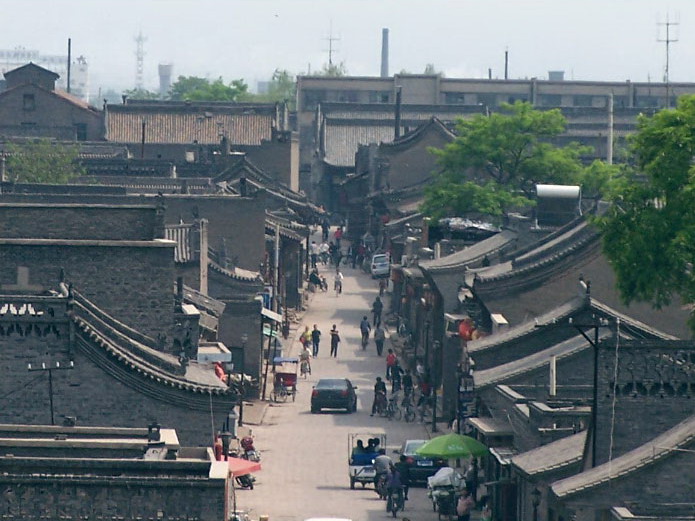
[[551, 414, 695, 499], [512, 431, 587, 476], [323, 120, 395, 166], [165, 224, 194, 263], [107, 110, 274, 145], [421, 230, 517, 272], [474, 334, 595, 389]]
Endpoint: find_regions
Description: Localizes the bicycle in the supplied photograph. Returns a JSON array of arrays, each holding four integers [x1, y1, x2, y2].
[[385, 396, 402, 421], [361, 329, 369, 349], [402, 392, 416, 422], [300, 359, 311, 378]]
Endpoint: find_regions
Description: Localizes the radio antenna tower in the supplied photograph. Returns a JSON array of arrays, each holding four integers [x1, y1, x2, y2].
[[135, 31, 147, 90], [657, 13, 679, 108], [324, 21, 340, 66]]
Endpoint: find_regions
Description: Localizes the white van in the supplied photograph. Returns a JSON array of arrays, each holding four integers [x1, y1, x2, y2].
[[370, 253, 390, 279]]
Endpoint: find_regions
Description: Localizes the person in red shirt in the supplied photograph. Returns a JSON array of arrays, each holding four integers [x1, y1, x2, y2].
[[386, 349, 397, 380]]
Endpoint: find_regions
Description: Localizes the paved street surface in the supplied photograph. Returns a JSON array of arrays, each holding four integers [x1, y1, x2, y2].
[[237, 258, 439, 521]]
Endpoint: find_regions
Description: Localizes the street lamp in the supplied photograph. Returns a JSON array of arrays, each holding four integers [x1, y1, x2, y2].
[[531, 487, 541, 521]]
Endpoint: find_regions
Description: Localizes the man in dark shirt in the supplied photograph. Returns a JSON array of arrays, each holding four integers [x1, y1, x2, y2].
[[394, 454, 411, 500]]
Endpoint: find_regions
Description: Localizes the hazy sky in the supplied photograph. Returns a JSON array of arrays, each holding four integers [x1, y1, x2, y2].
[[4, 0, 695, 94]]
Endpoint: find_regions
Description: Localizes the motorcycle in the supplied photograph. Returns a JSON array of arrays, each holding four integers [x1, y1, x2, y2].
[[231, 436, 260, 489], [240, 436, 261, 462]]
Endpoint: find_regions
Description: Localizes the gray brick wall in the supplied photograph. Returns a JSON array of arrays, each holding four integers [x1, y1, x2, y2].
[[0, 243, 175, 342], [0, 205, 158, 240], [0, 326, 235, 446]]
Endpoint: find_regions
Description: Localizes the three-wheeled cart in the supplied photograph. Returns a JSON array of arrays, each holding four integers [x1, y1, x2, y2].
[[348, 433, 386, 489], [271, 356, 298, 402]]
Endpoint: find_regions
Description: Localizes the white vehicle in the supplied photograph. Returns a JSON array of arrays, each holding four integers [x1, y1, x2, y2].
[[370, 253, 390, 279]]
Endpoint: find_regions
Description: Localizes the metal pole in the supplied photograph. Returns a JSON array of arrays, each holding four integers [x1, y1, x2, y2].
[[48, 369, 55, 426], [238, 338, 246, 426], [431, 380, 437, 432], [592, 325, 599, 468], [274, 224, 281, 313]]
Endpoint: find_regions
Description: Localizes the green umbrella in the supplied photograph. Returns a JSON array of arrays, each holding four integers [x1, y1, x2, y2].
[[415, 433, 488, 458]]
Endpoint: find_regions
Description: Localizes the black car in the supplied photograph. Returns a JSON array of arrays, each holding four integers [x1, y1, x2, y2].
[[398, 439, 448, 483], [311, 378, 357, 413]]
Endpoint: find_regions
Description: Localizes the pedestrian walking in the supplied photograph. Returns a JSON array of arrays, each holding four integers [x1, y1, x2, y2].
[[374, 324, 386, 356], [334, 226, 343, 249], [329, 325, 341, 357], [334, 269, 344, 295], [371, 296, 383, 327], [311, 324, 322, 357], [310, 241, 319, 268], [321, 217, 330, 242], [386, 349, 397, 380]]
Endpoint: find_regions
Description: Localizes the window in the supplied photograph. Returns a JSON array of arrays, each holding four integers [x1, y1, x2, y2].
[[573, 95, 594, 106], [444, 92, 467, 104], [538, 94, 562, 106], [23, 94, 35, 111], [302, 89, 325, 110], [74, 123, 87, 141], [369, 91, 390, 103]]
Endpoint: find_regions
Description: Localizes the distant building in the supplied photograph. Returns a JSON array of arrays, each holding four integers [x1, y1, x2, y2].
[[0, 62, 101, 140], [0, 47, 89, 100], [296, 73, 695, 174]]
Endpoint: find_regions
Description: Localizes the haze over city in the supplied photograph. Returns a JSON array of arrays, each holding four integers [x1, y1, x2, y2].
[[4, 0, 695, 94]]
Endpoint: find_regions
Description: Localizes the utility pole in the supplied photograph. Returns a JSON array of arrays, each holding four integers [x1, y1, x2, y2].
[[657, 14, 679, 108], [28, 361, 75, 425]]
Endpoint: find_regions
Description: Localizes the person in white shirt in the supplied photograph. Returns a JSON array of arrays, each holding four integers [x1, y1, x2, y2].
[[334, 269, 344, 294]]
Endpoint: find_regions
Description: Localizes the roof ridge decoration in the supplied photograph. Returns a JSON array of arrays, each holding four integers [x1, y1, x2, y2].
[[208, 259, 262, 282], [473, 225, 601, 295], [589, 299, 677, 340], [421, 229, 517, 273], [468, 295, 588, 354], [474, 333, 596, 389], [551, 413, 695, 499], [380, 116, 456, 148]]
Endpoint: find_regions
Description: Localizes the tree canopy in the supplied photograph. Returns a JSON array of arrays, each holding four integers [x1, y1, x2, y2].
[[317, 62, 348, 77], [168, 76, 250, 102], [252, 69, 297, 108], [595, 94, 695, 328], [422, 101, 616, 220], [123, 87, 160, 101], [5, 139, 85, 184]]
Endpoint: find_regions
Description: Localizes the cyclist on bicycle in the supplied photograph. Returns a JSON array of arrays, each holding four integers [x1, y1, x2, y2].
[[402, 369, 414, 403], [370, 377, 387, 416], [299, 343, 312, 375], [360, 315, 371, 347]]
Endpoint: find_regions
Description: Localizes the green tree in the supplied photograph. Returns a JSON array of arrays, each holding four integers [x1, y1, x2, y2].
[[423, 63, 443, 76], [422, 101, 608, 218], [595, 95, 695, 328], [251, 69, 297, 108], [123, 87, 160, 100], [317, 62, 348, 77], [5, 139, 85, 184], [169, 76, 249, 102]]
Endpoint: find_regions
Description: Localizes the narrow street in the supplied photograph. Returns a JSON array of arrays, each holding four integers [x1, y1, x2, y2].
[[237, 256, 439, 521]]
